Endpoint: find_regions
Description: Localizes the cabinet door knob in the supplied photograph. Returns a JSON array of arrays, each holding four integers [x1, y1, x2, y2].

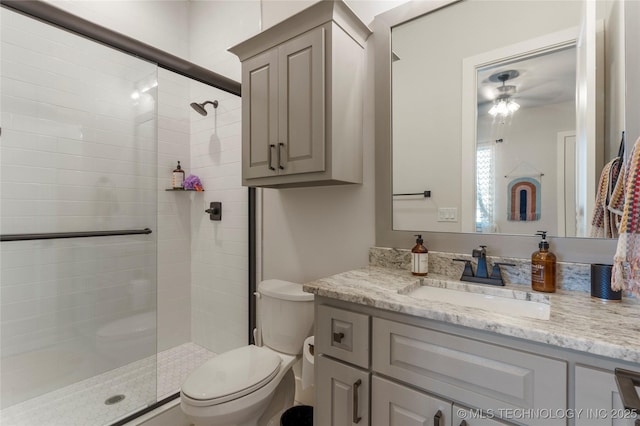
[[352, 379, 362, 424], [333, 332, 345, 343], [434, 409, 442, 426], [459, 421, 467, 426], [278, 142, 285, 170], [268, 144, 276, 171]]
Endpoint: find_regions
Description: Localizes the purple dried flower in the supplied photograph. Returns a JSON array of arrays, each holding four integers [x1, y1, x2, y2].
[[183, 174, 203, 191]]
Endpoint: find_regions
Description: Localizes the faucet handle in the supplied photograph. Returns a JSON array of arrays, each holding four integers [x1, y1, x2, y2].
[[490, 262, 515, 281], [453, 258, 474, 277]]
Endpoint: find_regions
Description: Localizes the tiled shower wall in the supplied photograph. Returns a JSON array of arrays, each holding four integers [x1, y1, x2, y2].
[[189, 83, 247, 354], [156, 69, 191, 352], [187, 0, 259, 354], [0, 8, 157, 407]]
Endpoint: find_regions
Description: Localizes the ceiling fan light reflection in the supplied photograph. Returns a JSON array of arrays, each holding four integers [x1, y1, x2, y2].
[[488, 98, 520, 117]]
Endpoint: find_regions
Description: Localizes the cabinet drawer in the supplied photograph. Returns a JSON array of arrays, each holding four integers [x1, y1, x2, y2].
[[372, 318, 567, 426], [317, 305, 370, 368], [372, 375, 452, 426]]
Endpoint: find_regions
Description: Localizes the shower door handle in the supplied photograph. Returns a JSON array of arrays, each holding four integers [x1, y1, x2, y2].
[[268, 144, 276, 171], [278, 142, 285, 170]]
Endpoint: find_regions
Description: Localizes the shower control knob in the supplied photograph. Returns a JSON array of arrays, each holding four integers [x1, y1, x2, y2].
[[205, 202, 222, 221]]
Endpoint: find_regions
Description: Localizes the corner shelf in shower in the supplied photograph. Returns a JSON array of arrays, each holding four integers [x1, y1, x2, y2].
[[164, 189, 204, 192]]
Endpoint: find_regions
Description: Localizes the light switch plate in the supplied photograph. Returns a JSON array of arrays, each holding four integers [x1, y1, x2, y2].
[[437, 207, 458, 222]]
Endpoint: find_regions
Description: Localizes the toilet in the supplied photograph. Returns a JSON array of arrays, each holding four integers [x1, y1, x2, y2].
[[180, 279, 314, 426]]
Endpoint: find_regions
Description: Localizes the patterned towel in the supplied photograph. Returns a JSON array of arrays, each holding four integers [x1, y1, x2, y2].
[[591, 157, 624, 238], [612, 137, 640, 295]]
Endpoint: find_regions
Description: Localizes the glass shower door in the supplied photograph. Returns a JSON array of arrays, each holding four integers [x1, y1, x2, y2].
[[1, 7, 158, 425]]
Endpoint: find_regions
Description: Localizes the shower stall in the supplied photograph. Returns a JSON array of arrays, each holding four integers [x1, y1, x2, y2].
[[0, 2, 252, 425]]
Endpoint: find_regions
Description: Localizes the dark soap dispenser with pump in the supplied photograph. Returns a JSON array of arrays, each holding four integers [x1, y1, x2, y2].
[[531, 231, 556, 292], [411, 234, 429, 276], [172, 161, 185, 189]]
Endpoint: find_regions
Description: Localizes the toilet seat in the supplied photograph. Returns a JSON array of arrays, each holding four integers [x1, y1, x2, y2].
[[181, 345, 281, 407]]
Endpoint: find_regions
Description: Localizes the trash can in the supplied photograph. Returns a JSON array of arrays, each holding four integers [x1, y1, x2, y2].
[[280, 405, 313, 426]]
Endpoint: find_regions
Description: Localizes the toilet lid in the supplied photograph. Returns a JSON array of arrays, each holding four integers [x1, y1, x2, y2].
[[181, 345, 281, 404]]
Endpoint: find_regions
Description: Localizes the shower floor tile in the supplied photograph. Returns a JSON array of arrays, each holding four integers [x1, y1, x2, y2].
[[0, 342, 215, 426]]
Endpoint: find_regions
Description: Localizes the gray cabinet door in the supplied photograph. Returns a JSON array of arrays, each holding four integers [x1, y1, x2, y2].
[[316, 355, 369, 426], [242, 48, 279, 179], [575, 366, 637, 426], [277, 27, 325, 176], [372, 375, 452, 426]]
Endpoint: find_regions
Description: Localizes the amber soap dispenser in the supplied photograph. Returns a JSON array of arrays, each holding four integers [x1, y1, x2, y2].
[[411, 234, 429, 276], [531, 231, 556, 292]]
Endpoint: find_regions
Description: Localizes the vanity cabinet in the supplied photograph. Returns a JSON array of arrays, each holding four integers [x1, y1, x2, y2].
[[315, 300, 567, 426], [574, 366, 636, 426], [229, 1, 371, 188]]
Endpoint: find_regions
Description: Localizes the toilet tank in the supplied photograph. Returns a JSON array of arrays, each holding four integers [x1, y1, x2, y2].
[[258, 280, 314, 355]]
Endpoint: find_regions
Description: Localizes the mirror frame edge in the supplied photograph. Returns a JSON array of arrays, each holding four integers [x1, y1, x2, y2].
[[626, 0, 640, 148], [373, 0, 618, 263]]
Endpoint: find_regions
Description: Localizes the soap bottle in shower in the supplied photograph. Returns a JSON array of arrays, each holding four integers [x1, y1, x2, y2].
[[172, 161, 185, 189], [411, 234, 429, 276], [531, 231, 556, 292]]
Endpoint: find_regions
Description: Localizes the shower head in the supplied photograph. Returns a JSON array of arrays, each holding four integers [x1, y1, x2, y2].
[[190, 100, 218, 116]]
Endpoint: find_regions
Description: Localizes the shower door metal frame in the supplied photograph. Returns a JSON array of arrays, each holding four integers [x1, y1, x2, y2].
[[0, 0, 241, 96], [0, 1, 256, 425]]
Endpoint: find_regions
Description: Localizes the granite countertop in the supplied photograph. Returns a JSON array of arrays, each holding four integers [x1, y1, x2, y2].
[[303, 266, 640, 364]]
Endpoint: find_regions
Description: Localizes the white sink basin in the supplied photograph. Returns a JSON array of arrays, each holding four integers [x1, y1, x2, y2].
[[403, 282, 551, 321]]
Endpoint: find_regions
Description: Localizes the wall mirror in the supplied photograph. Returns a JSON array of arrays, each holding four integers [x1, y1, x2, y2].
[[387, 0, 626, 240]]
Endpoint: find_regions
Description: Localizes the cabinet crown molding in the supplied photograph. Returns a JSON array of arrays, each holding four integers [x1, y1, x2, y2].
[[229, 0, 371, 62]]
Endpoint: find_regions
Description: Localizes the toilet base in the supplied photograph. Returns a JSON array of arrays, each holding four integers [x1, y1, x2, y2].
[[182, 369, 295, 426], [257, 369, 294, 426]]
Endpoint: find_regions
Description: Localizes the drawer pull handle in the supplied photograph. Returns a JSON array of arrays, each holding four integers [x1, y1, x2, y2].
[[459, 421, 467, 426], [352, 379, 362, 424], [434, 409, 442, 426], [333, 332, 345, 343], [268, 144, 276, 171]]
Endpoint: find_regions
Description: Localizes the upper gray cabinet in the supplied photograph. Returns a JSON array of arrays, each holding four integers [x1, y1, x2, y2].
[[229, 1, 371, 188]]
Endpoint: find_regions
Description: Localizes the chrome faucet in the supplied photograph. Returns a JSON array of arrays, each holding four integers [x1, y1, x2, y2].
[[453, 245, 514, 286]]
